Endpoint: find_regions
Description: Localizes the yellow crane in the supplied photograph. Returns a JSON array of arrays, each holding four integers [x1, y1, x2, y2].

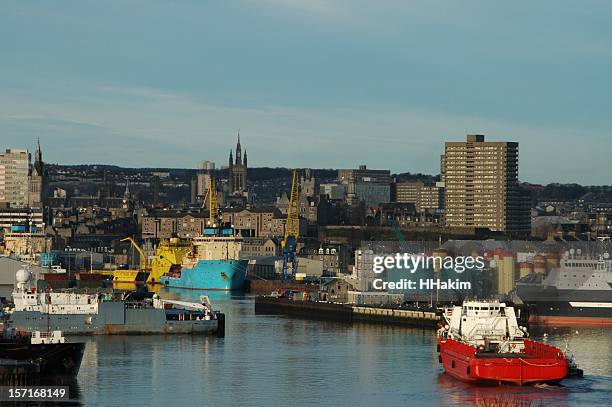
[[282, 170, 299, 247], [281, 169, 299, 278], [120, 236, 149, 270], [209, 177, 219, 226]]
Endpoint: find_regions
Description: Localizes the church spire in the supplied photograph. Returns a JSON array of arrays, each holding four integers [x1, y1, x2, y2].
[[33, 137, 43, 176], [243, 149, 247, 168], [124, 177, 130, 198], [235, 132, 242, 165], [229, 149, 233, 167]]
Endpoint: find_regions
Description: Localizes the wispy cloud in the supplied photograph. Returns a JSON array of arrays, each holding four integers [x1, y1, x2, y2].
[[2, 1, 611, 184], [2, 115, 108, 131], [96, 85, 182, 102], [1, 81, 609, 184]]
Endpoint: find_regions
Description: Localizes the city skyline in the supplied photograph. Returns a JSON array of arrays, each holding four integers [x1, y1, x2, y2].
[[5, 136, 610, 188], [1, 3, 611, 404], [2, 1, 611, 184]]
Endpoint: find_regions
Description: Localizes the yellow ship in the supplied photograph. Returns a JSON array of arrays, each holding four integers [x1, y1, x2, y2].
[[148, 237, 191, 283], [98, 237, 191, 284], [111, 281, 164, 294], [100, 269, 150, 283]]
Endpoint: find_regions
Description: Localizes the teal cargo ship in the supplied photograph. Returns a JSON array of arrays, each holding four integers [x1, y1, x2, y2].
[[160, 231, 248, 291], [160, 259, 248, 290]]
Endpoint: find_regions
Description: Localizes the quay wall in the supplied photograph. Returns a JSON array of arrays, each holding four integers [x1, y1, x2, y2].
[[246, 280, 319, 295], [255, 297, 438, 328]]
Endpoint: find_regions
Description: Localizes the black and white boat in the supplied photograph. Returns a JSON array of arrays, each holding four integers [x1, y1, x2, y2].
[[516, 249, 612, 327], [0, 329, 85, 379]]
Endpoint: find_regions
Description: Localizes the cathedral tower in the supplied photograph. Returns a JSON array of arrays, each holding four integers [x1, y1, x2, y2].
[[228, 133, 247, 194]]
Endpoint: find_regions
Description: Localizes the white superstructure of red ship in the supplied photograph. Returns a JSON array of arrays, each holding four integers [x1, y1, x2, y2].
[[437, 300, 568, 385]]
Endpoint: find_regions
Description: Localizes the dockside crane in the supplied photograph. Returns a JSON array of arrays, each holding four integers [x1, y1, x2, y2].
[[120, 236, 149, 270], [208, 178, 220, 227], [202, 176, 221, 228], [281, 169, 300, 278]]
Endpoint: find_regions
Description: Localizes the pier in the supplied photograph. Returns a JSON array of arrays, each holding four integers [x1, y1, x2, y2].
[[245, 279, 320, 295], [254, 296, 439, 328]]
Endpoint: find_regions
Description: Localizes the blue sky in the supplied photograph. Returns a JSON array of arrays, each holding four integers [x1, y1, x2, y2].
[[1, 1, 611, 184]]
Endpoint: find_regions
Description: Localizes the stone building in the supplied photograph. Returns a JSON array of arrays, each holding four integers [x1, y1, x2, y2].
[[318, 279, 355, 303], [338, 165, 391, 207], [277, 192, 318, 224], [28, 139, 45, 208], [301, 243, 350, 275], [141, 207, 304, 240], [141, 210, 209, 239], [241, 237, 281, 257], [222, 207, 288, 238], [228, 134, 247, 194], [3, 230, 52, 257]]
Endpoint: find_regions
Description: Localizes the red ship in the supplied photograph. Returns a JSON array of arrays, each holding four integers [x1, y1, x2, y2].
[[437, 300, 568, 385]]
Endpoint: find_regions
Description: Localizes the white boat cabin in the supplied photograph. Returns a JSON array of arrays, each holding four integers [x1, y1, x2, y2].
[[439, 300, 528, 354], [30, 330, 66, 344], [11, 267, 99, 314]]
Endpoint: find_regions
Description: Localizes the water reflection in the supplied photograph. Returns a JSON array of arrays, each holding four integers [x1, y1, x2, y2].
[[436, 373, 570, 406], [530, 327, 612, 377], [63, 292, 612, 406]]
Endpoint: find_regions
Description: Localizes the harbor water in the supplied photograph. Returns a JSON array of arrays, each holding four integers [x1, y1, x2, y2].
[[67, 290, 611, 406]]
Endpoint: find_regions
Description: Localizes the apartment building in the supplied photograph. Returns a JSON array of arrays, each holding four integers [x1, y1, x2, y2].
[[441, 134, 530, 233]]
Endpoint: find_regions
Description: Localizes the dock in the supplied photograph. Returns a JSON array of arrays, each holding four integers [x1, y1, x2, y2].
[[245, 279, 320, 295], [254, 296, 439, 328]]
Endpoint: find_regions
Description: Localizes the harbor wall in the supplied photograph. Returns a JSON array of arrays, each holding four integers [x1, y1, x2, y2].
[[254, 297, 439, 328], [245, 279, 319, 295]]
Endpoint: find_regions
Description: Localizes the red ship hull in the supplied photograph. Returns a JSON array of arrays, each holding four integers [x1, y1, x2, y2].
[[438, 338, 568, 385]]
